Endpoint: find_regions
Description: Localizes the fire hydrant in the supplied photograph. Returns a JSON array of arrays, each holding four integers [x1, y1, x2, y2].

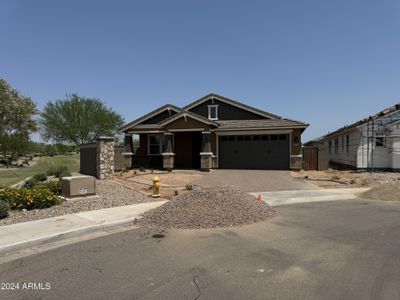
[[152, 176, 160, 198]]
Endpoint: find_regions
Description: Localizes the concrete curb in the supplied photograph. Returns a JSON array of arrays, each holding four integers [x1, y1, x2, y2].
[[0, 216, 141, 255]]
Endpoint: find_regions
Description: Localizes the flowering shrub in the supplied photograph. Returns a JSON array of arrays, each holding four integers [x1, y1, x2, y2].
[[0, 187, 60, 210], [39, 181, 62, 195]]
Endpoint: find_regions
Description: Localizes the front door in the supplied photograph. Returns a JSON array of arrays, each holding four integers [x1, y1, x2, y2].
[[174, 132, 201, 168]]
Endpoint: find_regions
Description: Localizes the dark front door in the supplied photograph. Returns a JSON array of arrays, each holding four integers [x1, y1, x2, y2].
[[174, 132, 201, 168], [218, 134, 290, 170]]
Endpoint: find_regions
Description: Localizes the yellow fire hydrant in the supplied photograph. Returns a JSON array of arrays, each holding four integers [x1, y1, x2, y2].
[[152, 176, 160, 198]]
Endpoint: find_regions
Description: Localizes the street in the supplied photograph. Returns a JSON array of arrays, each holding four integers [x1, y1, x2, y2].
[[1, 198, 400, 300]]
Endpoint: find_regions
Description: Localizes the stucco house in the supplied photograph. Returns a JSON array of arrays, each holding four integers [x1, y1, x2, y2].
[[312, 103, 400, 170], [121, 93, 308, 170]]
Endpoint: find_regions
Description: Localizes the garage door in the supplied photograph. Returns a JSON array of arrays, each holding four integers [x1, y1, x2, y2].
[[218, 134, 290, 169]]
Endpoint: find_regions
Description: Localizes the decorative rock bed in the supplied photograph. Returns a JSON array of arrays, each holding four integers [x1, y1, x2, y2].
[[138, 186, 275, 229], [0, 180, 160, 225]]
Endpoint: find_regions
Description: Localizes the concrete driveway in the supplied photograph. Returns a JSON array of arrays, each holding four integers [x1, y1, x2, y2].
[[193, 169, 318, 192], [2, 198, 400, 300]]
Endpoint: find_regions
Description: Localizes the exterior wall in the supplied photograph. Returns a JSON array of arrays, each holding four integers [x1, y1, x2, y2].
[[142, 110, 177, 124], [114, 146, 131, 171], [327, 129, 360, 168], [80, 143, 97, 177], [133, 133, 163, 168], [326, 117, 400, 170], [317, 140, 329, 170], [188, 99, 265, 120], [80, 137, 114, 179], [164, 117, 211, 130]]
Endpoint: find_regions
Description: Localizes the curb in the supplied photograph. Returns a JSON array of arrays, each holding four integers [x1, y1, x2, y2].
[[0, 216, 141, 255]]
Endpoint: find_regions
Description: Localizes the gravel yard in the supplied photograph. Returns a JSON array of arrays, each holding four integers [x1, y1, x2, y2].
[[138, 186, 275, 229], [0, 180, 159, 225], [292, 169, 400, 188]]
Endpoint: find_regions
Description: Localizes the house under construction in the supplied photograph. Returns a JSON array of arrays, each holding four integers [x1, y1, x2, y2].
[[311, 103, 400, 170]]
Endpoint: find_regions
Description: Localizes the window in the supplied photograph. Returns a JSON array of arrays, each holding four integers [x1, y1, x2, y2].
[[334, 138, 339, 154], [261, 135, 269, 141], [278, 135, 287, 140], [228, 136, 235, 141], [208, 105, 218, 120], [376, 137, 384, 147], [329, 140, 332, 154], [253, 135, 260, 141], [346, 135, 349, 154], [237, 136, 244, 141], [148, 135, 162, 155], [271, 135, 278, 141]]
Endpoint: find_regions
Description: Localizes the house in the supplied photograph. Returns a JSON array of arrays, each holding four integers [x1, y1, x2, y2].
[[120, 93, 309, 170], [311, 103, 400, 170]]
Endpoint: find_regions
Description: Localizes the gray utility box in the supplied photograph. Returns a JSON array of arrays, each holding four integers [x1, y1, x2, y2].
[[61, 175, 96, 198]]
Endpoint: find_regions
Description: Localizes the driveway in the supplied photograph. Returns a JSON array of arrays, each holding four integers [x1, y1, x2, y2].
[[2, 198, 400, 300], [193, 169, 318, 192]]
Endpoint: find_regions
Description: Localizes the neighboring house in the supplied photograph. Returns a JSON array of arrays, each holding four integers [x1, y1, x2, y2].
[[310, 103, 400, 170], [120, 93, 308, 170]]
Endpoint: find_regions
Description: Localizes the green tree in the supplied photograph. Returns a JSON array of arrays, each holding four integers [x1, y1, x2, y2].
[[0, 78, 37, 164], [40, 94, 124, 145]]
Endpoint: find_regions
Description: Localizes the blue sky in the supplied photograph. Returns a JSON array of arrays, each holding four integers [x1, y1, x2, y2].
[[1, 0, 400, 142]]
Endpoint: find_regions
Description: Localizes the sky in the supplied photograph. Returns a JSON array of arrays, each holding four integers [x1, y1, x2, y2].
[[1, 0, 400, 142]]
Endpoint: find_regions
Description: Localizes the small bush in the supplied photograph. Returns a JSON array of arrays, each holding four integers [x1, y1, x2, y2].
[[58, 170, 72, 179], [174, 189, 179, 196], [0, 201, 10, 219], [24, 178, 38, 188], [33, 173, 47, 182], [0, 187, 60, 210], [39, 181, 62, 195], [47, 165, 69, 177], [185, 184, 193, 190]]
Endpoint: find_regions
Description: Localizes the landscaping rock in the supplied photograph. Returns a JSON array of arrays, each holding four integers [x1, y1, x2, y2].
[[138, 186, 274, 229], [0, 180, 159, 225]]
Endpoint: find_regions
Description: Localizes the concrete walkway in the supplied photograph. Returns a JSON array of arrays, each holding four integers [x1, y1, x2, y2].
[[250, 188, 370, 206], [0, 201, 166, 255]]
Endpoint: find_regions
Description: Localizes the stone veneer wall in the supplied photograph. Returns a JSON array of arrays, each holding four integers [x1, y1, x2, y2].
[[96, 137, 115, 179]]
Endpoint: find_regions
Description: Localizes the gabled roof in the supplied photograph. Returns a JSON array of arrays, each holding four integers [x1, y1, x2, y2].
[[323, 103, 400, 138], [183, 93, 282, 120], [158, 110, 219, 127], [215, 119, 309, 131], [120, 104, 181, 132]]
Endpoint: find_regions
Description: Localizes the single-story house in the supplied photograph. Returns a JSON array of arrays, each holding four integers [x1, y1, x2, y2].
[[310, 103, 400, 170], [120, 93, 309, 170]]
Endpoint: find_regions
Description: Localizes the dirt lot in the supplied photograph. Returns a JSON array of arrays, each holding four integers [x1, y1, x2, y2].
[[113, 170, 204, 199], [291, 169, 400, 188]]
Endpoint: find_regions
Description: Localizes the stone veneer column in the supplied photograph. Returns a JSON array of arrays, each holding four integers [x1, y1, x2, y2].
[[162, 132, 175, 170], [200, 131, 213, 171], [96, 136, 115, 179]]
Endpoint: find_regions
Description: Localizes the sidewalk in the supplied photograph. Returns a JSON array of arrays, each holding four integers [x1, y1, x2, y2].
[[0, 201, 166, 255], [250, 188, 370, 206]]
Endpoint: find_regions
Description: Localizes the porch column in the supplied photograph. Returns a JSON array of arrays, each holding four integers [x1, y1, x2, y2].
[[200, 131, 213, 171], [162, 132, 175, 170]]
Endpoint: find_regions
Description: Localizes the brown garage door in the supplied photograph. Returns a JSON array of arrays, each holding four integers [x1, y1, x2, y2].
[[218, 134, 290, 170]]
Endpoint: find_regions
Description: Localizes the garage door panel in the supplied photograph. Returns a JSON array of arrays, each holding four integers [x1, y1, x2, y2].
[[218, 135, 290, 170]]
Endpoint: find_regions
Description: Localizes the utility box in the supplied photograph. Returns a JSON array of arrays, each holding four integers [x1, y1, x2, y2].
[[61, 175, 96, 198]]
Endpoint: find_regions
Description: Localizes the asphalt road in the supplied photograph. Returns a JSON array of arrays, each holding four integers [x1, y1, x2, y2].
[[1, 198, 400, 300]]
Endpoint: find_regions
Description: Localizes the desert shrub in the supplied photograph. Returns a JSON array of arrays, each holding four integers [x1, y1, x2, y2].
[[47, 165, 69, 177], [174, 189, 179, 196], [0, 201, 10, 219], [58, 170, 72, 179], [33, 173, 47, 182], [24, 177, 38, 188], [39, 181, 62, 195], [0, 187, 60, 210], [185, 184, 193, 190]]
